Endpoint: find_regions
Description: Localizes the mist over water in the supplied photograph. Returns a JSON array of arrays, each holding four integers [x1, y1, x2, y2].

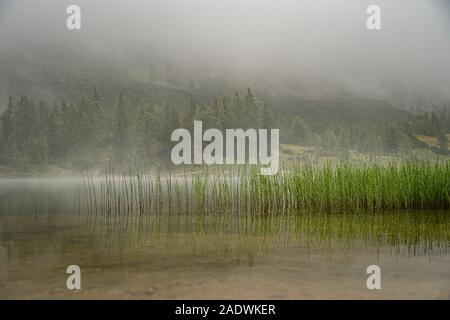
[[0, 177, 449, 299], [0, 0, 450, 106], [0, 1, 449, 300]]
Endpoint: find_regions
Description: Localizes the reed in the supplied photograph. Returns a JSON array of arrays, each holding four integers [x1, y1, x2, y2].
[[82, 209, 450, 258], [82, 160, 450, 217]]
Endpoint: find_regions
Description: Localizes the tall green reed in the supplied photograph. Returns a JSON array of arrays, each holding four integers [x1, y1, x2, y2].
[[82, 159, 450, 218]]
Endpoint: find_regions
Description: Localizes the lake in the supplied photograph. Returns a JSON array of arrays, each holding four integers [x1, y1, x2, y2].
[[0, 178, 448, 299]]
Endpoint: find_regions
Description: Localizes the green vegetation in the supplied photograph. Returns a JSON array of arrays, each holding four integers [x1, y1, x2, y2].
[[78, 209, 449, 258], [1, 90, 449, 172], [82, 160, 450, 218]]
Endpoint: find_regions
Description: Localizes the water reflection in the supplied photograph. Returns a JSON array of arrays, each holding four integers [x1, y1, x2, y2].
[[0, 178, 449, 260], [0, 178, 449, 299]]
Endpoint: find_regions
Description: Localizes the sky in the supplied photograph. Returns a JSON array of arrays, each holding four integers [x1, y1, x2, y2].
[[0, 0, 449, 105]]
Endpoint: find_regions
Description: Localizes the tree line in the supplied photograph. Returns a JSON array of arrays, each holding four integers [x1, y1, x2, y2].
[[0, 88, 448, 170]]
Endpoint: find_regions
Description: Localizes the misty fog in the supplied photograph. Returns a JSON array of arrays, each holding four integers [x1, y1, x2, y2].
[[0, 0, 449, 107]]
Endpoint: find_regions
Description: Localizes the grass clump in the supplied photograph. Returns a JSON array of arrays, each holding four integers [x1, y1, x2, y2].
[[82, 160, 450, 216]]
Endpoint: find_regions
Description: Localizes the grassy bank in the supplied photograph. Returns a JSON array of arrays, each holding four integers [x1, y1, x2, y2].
[[82, 160, 450, 216]]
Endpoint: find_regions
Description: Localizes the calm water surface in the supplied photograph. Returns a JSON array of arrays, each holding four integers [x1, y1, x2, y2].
[[0, 178, 448, 299]]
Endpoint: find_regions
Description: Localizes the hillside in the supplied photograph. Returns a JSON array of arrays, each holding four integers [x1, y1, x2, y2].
[[0, 62, 412, 131]]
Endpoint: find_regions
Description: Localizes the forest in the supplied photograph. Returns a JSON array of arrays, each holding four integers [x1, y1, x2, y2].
[[0, 87, 449, 172]]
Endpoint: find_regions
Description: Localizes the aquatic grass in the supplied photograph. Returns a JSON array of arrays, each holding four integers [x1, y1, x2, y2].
[[82, 209, 450, 258], [82, 159, 450, 218]]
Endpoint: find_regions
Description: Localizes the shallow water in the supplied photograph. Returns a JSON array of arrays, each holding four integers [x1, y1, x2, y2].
[[0, 178, 449, 299]]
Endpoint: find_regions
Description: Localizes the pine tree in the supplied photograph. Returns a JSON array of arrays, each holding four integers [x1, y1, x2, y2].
[[48, 103, 63, 160], [322, 129, 337, 151], [114, 94, 130, 163], [214, 96, 226, 129], [291, 117, 312, 146], [0, 97, 17, 163], [430, 112, 441, 136], [437, 130, 448, 151], [399, 134, 412, 155], [93, 87, 100, 101], [262, 103, 276, 129], [383, 124, 401, 153]]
